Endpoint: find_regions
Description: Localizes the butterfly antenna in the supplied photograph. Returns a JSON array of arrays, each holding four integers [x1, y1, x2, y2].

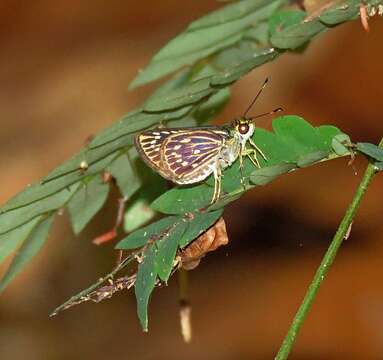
[[243, 77, 269, 118], [248, 107, 283, 122]]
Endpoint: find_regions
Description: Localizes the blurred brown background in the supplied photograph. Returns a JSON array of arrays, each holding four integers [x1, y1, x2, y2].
[[1, 1, 383, 359]]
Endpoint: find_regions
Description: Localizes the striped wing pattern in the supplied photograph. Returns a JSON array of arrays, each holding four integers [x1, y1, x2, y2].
[[135, 129, 181, 169], [135, 127, 229, 184]]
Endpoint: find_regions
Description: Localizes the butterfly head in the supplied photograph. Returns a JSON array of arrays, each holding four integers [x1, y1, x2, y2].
[[232, 117, 255, 143]]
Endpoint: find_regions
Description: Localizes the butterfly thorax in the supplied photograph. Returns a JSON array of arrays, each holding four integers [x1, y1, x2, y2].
[[216, 118, 255, 169]]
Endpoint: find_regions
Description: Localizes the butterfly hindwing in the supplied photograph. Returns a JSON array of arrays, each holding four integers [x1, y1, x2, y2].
[[162, 129, 228, 184], [135, 127, 229, 184]]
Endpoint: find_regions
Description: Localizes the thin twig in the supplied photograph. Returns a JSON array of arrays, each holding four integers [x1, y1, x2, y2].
[[178, 269, 192, 343], [50, 253, 135, 316], [275, 138, 383, 360]]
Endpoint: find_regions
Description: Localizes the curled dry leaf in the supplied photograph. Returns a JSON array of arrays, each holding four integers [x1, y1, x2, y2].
[[180, 217, 229, 270]]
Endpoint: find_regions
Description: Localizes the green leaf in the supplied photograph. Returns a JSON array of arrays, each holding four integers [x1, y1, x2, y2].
[[0, 183, 80, 235], [268, 10, 306, 36], [243, 22, 269, 44], [272, 116, 324, 155], [88, 105, 192, 150], [1, 153, 114, 214], [144, 69, 191, 101], [210, 49, 277, 87], [129, 33, 243, 90], [123, 171, 167, 234], [89, 112, 161, 149], [0, 213, 55, 292], [124, 198, 157, 233], [189, 0, 281, 30], [270, 19, 326, 49], [208, 192, 242, 211], [116, 216, 179, 250], [213, 41, 263, 69], [130, 0, 285, 88], [135, 245, 157, 331], [107, 152, 141, 199], [67, 176, 110, 235], [143, 77, 214, 113], [194, 87, 231, 124], [155, 220, 188, 282], [332, 134, 351, 156], [0, 216, 41, 264], [151, 185, 213, 215], [356, 142, 383, 161], [250, 163, 296, 185], [179, 209, 224, 248], [316, 125, 343, 149], [374, 161, 383, 171], [297, 150, 329, 167], [253, 127, 297, 164], [319, 0, 360, 25]]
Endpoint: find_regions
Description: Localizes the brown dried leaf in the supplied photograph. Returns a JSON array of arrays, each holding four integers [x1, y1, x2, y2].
[[180, 217, 228, 270]]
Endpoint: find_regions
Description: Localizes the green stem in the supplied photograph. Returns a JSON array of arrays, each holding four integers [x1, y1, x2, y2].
[[275, 141, 382, 360], [178, 268, 189, 304]]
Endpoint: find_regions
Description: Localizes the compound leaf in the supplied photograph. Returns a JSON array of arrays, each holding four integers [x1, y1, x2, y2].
[[68, 176, 110, 235], [0, 213, 55, 292]]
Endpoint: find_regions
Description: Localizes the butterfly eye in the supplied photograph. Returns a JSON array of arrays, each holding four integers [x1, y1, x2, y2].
[[238, 123, 249, 135]]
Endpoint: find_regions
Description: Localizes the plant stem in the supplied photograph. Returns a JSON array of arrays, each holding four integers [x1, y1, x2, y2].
[[178, 268, 192, 343], [275, 142, 382, 360]]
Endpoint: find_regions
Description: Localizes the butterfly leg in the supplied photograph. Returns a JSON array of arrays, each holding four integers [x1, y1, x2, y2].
[[210, 164, 221, 204], [245, 149, 261, 168], [239, 145, 246, 190], [211, 163, 222, 204], [244, 139, 267, 168], [249, 138, 267, 161]]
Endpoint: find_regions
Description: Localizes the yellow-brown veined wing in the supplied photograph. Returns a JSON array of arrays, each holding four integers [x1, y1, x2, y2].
[[161, 128, 229, 184], [135, 128, 186, 170]]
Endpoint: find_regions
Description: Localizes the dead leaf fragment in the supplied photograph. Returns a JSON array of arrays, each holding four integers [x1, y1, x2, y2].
[[180, 217, 228, 270]]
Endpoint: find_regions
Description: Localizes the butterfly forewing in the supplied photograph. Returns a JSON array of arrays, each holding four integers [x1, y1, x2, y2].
[[135, 127, 229, 184], [135, 129, 181, 169]]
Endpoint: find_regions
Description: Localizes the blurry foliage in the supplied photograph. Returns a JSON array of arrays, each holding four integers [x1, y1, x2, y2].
[[1, 0, 383, 335]]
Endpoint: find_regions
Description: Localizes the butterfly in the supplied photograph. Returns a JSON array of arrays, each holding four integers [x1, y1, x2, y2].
[[135, 78, 281, 204]]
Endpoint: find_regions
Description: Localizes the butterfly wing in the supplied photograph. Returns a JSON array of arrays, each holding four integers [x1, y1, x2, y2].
[[135, 129, 181, 168], [161, 129, 228, 184], [135, 127, 229, 184]]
